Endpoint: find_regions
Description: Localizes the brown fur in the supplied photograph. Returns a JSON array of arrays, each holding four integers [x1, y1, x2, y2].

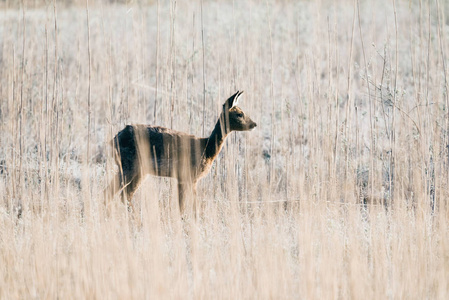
[[108, 91, 257, 215]]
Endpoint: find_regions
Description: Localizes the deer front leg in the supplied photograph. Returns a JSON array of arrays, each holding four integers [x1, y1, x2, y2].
[[178, 182, 196, 217], [178, 182, 188, 215]]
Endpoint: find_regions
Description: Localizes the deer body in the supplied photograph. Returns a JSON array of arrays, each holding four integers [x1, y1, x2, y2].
[[109, 91, 256, 214]]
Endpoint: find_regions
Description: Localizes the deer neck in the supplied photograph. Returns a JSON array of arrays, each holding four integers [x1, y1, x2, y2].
[[205, 117, 230, 161]]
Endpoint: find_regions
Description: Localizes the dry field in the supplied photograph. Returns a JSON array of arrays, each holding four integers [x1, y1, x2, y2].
[[1, 0, 449, 298]]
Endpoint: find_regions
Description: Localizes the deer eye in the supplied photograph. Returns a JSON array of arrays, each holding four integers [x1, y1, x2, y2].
[[237, 113, 243, 118]]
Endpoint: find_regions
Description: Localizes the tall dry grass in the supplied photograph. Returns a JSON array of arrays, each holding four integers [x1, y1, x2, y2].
[[0, 0, 448, 298]]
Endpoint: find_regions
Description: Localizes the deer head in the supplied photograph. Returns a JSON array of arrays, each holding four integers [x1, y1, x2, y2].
[[221, 91, 257, 134]]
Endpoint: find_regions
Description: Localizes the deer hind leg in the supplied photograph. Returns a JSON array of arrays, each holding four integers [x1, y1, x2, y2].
[[104, 173, 122, 214], [122, 173, 143, 213], [106, 170, 142, 213]]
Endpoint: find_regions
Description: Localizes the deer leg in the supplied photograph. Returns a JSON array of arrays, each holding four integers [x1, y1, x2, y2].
[[178, 182, 195, 216], [105, 167, 142, 215], [192, 184, 198, 219], [104, 173, 122, 216], [178, 183, 187, 215], [105, 173, 120, 200], [123, 174, 142, 213]]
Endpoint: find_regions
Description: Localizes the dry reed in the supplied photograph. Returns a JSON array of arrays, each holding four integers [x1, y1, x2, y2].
[[0, 0, 448, 299]]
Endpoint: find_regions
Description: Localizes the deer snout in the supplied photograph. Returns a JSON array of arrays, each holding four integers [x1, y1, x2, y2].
[[249, 122, 257, 130]]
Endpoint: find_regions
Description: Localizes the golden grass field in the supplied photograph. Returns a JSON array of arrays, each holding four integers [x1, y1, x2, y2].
[[1, 0, 449, 298]]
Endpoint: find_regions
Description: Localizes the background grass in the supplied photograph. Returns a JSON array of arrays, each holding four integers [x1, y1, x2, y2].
[[1, 0, 449, 298]]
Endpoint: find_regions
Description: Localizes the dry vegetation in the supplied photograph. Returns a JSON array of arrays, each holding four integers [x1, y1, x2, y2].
[[1, 0, 449, 298]]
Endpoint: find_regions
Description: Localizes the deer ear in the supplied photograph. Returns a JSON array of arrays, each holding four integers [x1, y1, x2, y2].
[[233, 91, 244, 107], [225, 91, 243, 109]]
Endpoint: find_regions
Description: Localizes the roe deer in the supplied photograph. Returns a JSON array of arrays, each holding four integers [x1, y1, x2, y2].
[[108, 91, 257, 215]]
